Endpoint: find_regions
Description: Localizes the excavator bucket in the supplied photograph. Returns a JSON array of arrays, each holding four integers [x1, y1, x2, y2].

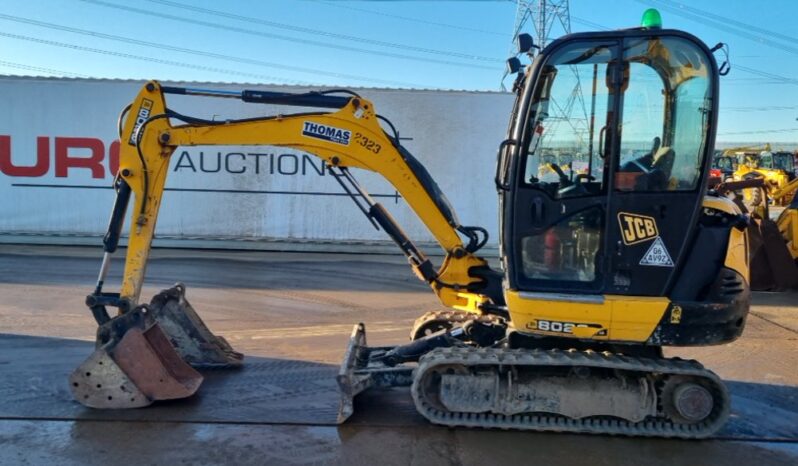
[[70, 284, 242, 408], [717, 180, 798, 291], [749, 217, 798, 291], [147, 284, 244, 367], [70, 311, 203, 408]]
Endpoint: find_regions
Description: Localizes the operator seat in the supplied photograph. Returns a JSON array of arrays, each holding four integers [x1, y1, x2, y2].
[[618, 145, 674, 191], [649, 146, 675, 190]]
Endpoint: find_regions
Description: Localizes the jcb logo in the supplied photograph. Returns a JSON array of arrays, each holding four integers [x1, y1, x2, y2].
[[618, 213, 659, 245]]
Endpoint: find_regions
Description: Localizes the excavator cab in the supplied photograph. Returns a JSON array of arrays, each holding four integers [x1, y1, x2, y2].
[[500, 28, 730, 321], [761, 151, 797, 183]]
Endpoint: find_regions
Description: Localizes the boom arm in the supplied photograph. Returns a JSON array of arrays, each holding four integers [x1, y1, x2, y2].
[[97, 81, 502, 318]]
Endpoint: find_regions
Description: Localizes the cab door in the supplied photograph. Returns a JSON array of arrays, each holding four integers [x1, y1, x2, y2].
[[607, 35, 717, 296], [504, 38, 620, 295]]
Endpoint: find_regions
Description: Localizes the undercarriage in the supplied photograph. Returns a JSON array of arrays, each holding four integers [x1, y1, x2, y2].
[[339, 314, 730, 439]]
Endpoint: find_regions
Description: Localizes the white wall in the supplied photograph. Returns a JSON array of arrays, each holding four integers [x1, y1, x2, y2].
[[0, 77, 514, 252]]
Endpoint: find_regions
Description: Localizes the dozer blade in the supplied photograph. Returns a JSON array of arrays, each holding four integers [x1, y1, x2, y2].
[[337, 323, 414, 423], [337, 323, 372, 423], [147, 283, 244, 367], [70, 310, 203, 409]]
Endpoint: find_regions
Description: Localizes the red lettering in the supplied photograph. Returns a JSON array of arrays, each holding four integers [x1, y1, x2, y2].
[[0, 135, 50, 177], [55, 137, 105, 178], [109, 140, 120, 176]]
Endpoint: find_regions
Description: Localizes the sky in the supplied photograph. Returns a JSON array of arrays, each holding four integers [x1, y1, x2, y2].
[[0, 0, 797, 143]]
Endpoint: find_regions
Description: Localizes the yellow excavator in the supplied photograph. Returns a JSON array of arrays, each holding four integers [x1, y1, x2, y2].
[[71, 12, 751, 438], [729, 145, 796, 208], [712, 144, 772, 182]]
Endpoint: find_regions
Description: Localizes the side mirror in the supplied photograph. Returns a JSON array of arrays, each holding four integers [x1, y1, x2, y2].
[[506, 57, 522, 75], [516, 33, 534, 54], [495, 139, 518, 191]]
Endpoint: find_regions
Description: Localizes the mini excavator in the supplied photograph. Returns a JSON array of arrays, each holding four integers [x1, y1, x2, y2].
[[72, 11, 750, 438]]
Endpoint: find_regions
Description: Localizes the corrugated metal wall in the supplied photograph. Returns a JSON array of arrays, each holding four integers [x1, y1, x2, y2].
[[0, 77, 514, 252]]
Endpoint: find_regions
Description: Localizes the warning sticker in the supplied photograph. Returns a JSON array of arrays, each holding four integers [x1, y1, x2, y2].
[[639, 237, 674, 267]]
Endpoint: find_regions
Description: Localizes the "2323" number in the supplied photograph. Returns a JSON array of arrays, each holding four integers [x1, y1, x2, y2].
[[354, 133, 381, 154]]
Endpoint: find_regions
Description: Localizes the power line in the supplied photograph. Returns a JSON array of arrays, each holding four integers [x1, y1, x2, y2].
[[0, 60, 89, 78], [651, 0, 798, 45], [147, 0, 504, 61], [733, 64, 798, 86], [0, 31, 313, 84], [0, 14, 429, 88], [724, 105, 798, 112], [718, 127, 798, 136], [78, 0, 497, 70], [570, 15, 612, 31], [307, 0, 510, 37], [562, 9, 798, 89], [638, 0, 798, 57], [511, 5, 798, 138]]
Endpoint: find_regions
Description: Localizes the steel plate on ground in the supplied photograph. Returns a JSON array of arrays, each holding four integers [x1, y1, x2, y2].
[[1, 333, 798, 439], [0, 334, 340, 425]]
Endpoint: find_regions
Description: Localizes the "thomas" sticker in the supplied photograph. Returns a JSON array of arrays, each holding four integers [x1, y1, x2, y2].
[[617, 212, 659, 245], [302, 121, 351, 146]]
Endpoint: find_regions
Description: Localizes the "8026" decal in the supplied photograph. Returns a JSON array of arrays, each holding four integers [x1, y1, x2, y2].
[[527, 319, 605, 335], [533, 319, 576, 333]]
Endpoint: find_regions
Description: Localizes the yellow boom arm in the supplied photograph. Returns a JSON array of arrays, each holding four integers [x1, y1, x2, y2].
[[109, 81, 497, 314]]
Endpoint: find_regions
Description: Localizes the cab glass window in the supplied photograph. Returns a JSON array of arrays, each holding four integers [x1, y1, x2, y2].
[[616, 37, 713, 192], [521, 41, 616, 199], [772, 152, 795, 173], [521, 207, 603, 283]]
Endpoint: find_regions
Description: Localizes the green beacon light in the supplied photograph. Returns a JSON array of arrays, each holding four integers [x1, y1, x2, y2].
[[641, 8, 663, 29]]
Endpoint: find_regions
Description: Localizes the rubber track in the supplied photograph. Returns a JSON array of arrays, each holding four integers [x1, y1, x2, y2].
[[411, 346, 730, 439]]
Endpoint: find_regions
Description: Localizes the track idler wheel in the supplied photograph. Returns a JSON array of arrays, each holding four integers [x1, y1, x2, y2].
[[661, 376, 715, 424]]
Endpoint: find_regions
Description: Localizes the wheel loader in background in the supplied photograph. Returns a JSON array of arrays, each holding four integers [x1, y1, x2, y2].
[[727, 145, 797, 208], [712, 144, 771, 180], [72, 11, 752, 438]]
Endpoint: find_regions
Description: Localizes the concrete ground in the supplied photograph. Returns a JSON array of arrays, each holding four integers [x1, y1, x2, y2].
[[0, 244, 796, 465]]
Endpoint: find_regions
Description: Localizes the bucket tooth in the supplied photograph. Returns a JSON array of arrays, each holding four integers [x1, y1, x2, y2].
[[70, 309, 203, 409], [148, 283, 244, 367]]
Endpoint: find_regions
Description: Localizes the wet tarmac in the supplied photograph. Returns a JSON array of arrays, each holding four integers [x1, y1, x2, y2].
[[0, 244, 797, 465]]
